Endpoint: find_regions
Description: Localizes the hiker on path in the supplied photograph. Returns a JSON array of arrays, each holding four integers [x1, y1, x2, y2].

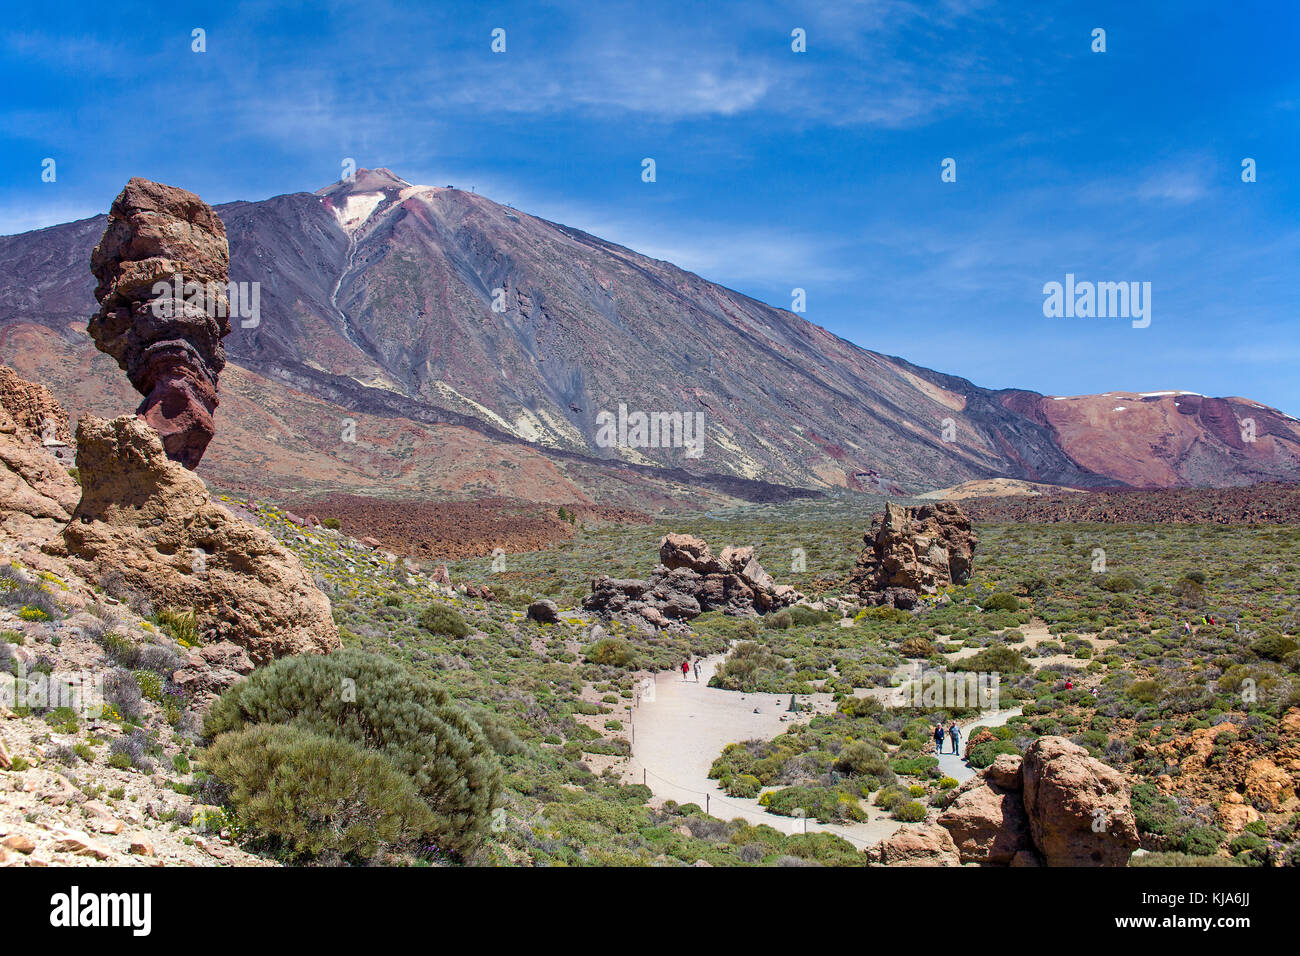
[[1182, 621, 1192, 636], [693, 659, 701, 682], [933, 724, 945, 755], [949, 722, 961, 757], [681, 660, 690, 680]]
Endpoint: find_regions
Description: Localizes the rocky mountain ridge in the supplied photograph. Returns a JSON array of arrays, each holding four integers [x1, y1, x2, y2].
[[2, 168, 1298, 500]]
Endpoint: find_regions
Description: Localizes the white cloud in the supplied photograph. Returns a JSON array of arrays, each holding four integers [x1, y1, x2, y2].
[[1135, 168, 1209, 204]]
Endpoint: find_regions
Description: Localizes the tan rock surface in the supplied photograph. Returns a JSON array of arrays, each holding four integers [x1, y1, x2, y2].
[[60, 414, 339, 664]]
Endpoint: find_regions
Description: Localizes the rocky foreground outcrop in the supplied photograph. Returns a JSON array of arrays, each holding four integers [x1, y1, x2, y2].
[[58, 415, 338, 664], [938, 738, 1139, 866], [867, 823, 962, 866], [584, 533, 801, 629], [88, 178, 231, 469], [848, 501, 977, 608], [0, 367, 79, 544]]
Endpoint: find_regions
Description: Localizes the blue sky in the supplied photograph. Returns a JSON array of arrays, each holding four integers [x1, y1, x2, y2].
[[3, 0, 1298, 412]]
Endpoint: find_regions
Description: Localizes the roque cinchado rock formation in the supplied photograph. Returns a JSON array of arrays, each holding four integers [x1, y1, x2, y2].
[[88, 177, 232, 469], [56, 179, 340, 674]]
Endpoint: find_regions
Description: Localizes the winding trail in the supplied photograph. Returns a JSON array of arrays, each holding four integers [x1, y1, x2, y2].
[[625, 655, 901, 848], [937, 706, 1024, 784], [625, 654, 1026, 848]]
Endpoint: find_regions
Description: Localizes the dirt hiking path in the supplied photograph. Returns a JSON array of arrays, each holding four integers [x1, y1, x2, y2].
[[624, 654, 903, 848]]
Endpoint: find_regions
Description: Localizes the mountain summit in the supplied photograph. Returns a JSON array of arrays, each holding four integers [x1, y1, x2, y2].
[[1, 169, 1298, 498]]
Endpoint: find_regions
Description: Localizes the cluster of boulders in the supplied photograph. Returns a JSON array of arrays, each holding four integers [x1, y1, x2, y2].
[[583, 533, 802, 629], [935, 736, 1140, 866], [847, 501, 977, 609], [88, 178, 232, 470]]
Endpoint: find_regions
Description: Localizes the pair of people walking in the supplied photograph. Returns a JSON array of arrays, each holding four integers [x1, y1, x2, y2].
[[933, 721, 961, 755], [681, 658, 701, 682]]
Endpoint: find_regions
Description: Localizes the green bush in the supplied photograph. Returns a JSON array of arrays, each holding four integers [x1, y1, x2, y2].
[[788, 605, 834, 627], [1126, 680, 1161, 703], [727, 773, 762, 799], [584, 637, 637, 667], [981, 593, 1020, 612], [152, 608, 198, 645], [710, 641, 791, 692], [951, 645, 1029, 674], [418, 604, 470, 639], [893, 800, 927, 822], [899, 636, 935, 658], [764, 610, 794, 630], [1097, 574, 1139, 593], [204, 723, 436, 863], [833, 741, 896, 788], [1251, 634, 1298, 662], [204, 649, 500, 856]]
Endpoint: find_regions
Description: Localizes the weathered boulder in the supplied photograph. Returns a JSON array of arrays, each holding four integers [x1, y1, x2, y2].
[[937, 779, 1033, 865], [660, 533, 723, 573], [937, 738, 1137, 867], [58, 415, 339, 664], [870, 824, 961, 867], [0, 367, 80, 543], [88, 178, 231, 469], [849, 501, 977, 600], [0, 366, 73, 447], [526, 600, 560, 623], [986, 753, 1024, 790], [1021, 736, 1140, 867]]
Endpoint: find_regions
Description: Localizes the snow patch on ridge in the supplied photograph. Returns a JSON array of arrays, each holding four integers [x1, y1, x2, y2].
[[334, 192, 385, 234]]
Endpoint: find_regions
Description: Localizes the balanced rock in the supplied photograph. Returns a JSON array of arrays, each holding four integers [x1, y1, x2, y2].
[[59, 415, 339, 664], [849, 501, 976, 602], [88, 178, 231, 469]]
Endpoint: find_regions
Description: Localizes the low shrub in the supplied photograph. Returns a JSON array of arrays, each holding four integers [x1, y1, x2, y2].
[[584, 637, 637, 667], [204, 723, 436, 863], [418, 604, 470, 639], [203, 649, 500, 856]]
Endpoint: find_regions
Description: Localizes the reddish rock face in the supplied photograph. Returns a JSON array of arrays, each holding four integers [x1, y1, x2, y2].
[[88, 178, 231, 469], [1020, 736, 1140, 867], [936, 737, 1138, 867]]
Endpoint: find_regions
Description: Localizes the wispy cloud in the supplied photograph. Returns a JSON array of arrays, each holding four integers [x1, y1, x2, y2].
[[1135, 167, 1210, 204]]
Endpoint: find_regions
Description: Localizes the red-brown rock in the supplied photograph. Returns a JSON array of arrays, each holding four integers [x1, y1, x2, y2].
[[88, 178, 231, 469], [850, 501, 977, 599], [937, 782, 1033, 865], [870, 824, 961, 867], [1021, 736, 1140, 867]]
